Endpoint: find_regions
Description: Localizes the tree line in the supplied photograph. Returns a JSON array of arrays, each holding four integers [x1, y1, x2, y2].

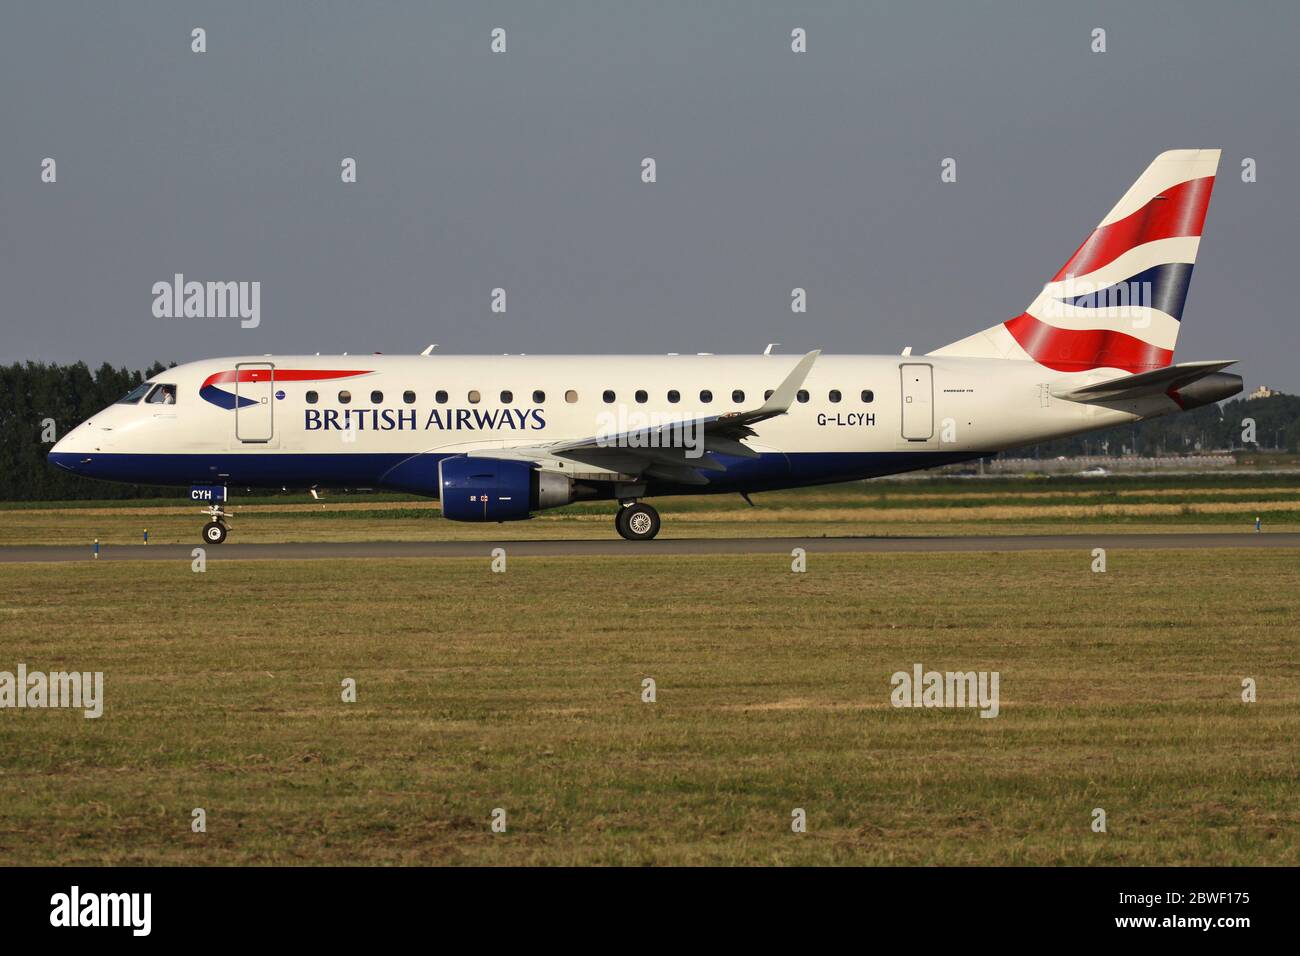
[[1025, 391, 1300, 459], [0, 360, 1295, 501], [0, 361, 176, 500]]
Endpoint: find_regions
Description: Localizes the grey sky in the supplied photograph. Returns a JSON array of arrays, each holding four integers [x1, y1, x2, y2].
[[2, 1, 1296, 389]]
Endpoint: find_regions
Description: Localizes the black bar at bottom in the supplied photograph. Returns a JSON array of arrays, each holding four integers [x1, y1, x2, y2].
[[0, 866, 1284, 942]]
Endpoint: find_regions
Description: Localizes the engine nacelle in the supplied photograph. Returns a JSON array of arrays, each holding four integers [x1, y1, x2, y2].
[[438, 456, 573, 522], [1174, 372, 1243, 411]]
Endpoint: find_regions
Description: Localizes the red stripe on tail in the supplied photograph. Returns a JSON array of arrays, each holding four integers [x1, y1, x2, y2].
[[1004, 313, 1172, 373], [1052, 176, 1214, 281]]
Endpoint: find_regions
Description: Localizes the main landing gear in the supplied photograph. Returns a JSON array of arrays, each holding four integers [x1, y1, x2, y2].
[[615, 502, 661, 541]]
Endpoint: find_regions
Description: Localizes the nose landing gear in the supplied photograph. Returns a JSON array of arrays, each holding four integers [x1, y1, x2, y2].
[[199, 503, 231, 545], [615, 502, 660, 541]]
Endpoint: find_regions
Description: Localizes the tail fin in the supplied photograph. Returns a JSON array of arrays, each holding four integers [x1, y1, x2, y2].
[[930, 149, 1220, 373]]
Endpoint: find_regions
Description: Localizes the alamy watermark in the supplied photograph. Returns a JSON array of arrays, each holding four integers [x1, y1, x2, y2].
[[1039, 278, 1156, 326], [0, 664, 103, 718], [595, 406, 703, 458], [50, 886, 150, 936], [151, 274, 260, 328], [890, 663, 999, 718]]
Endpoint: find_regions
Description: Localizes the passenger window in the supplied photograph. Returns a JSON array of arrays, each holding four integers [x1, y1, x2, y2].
[[635, 390, 648, 404], [565, 390, 578, 403], [403, 390, 416, 404], [306, 391, 318, 404], [435, 390, 448, 404], [667, 389, 680, 403], [501, 390, 513, 404], [602, 390, 616, 404], [339, 391, 352, 404], [468, 390, 481, 404], [146, 384, 178, 405], [699, 390, 713, 403], [796, 390, 809, 403], [116, 383, 152, 404], [731, 390, 745, 404], [829, 390, 841, 403], [861, 390, 874, 403], [370, 390, 383, 404], [533, 390, 545, 403]]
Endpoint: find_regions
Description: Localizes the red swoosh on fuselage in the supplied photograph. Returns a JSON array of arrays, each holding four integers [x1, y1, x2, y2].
[[200, 369, 373, 390]]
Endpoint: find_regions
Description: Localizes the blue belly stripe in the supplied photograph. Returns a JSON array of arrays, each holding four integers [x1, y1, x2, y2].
[[47, 450, 982, 497]]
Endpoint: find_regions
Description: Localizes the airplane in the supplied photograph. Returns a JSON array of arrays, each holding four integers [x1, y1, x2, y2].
[[49, 149, 1241, 543]]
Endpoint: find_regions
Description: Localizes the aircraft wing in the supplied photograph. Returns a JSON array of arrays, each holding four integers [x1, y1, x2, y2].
[[471, 350, 820, 484], [1050, 360, 1238, 403]]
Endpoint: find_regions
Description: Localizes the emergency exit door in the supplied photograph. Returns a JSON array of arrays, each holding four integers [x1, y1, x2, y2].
[[235, 362, 275, 443], [900, 363, 933, 441]]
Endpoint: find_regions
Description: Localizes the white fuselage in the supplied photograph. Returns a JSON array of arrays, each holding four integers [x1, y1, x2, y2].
[[49, 353, 1170, 498]]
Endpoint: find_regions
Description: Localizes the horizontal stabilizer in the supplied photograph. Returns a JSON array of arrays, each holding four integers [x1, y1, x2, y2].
[[1052, 360, 1237, 403]]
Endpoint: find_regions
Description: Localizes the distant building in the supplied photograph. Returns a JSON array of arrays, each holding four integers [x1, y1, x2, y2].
[[1248, 385, 1276, 400]]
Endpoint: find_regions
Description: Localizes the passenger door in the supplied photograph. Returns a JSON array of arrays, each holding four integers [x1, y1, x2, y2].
[[235, 362, 275, 443], [900, 363, 933, 441]]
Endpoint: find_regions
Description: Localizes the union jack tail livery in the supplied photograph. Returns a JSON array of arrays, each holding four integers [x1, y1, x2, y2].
[[932, 149, 1220, 374]]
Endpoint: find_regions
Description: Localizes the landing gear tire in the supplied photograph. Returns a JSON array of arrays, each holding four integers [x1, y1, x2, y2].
[[616, 503, 660, 541], [202, 521, 228, 545]]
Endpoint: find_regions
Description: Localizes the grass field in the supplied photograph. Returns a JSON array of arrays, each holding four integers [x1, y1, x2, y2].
[[2, 473, 1299, 546], [1, 548, 1296, 865]]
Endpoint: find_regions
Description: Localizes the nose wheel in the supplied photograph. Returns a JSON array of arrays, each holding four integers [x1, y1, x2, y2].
[[615, 502, 660, 541], [199, 502, 231, 544]]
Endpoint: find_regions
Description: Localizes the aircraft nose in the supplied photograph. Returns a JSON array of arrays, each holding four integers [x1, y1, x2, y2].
[[48, 437, 82, 473], [48, 427, 92, 473]]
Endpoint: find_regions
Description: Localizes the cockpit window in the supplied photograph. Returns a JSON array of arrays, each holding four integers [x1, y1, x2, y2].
[[116, 383, 153, 404], [145, 384, 178, 405]]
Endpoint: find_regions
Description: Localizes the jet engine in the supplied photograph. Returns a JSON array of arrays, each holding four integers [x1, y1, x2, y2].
[[437, 456, 574, 522]]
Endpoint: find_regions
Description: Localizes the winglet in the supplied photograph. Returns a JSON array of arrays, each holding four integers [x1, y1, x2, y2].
[[755, 350, 820, 417]]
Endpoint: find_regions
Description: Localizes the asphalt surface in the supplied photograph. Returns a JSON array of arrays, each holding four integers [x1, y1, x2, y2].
[[1, 532, 1297, 563]]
